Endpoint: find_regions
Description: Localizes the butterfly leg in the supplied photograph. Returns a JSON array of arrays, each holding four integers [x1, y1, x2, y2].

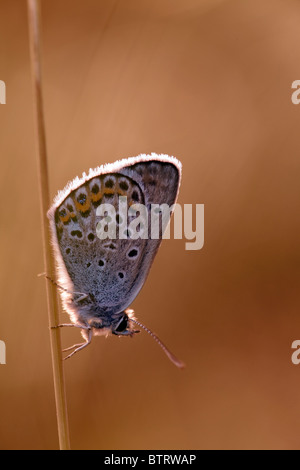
[[73, 292, 89, 303], [51, 323, 90, 329], [51, 323, 92, 359], [38, 272, 70, 294], [62, 328, 92, 360], [39, 273, 89, 303]]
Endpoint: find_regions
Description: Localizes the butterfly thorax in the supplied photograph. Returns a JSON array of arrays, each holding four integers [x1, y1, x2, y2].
[[66, 291, 136, 335]]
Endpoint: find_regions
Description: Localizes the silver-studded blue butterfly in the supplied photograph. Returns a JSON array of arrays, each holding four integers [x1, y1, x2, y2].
[[47, 153, 184, 368]]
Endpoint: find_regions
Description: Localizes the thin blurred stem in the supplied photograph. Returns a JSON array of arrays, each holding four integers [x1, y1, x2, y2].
[[27, 0, 70, 450]]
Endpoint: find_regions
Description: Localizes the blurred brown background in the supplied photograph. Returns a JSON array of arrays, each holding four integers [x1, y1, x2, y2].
[[0, 0, 300, 450]]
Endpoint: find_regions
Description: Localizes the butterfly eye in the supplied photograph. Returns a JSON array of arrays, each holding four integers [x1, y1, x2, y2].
[[114, 315, 128, 333]]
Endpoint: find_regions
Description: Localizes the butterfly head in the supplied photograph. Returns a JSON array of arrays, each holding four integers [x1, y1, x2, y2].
[[87, 308, 139, 336], [111, 309, 140, 336]]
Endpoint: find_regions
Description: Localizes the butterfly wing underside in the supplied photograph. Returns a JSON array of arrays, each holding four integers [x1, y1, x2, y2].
[[48, 154, 181, 315]]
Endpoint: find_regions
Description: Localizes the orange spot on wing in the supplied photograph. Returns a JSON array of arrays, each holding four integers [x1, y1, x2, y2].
[[117, 189, 128, 197], [103, 188, 115, 195], [91, 191, 102, 202], [60, 213, 71, 224], [75, 198, 91, 212]]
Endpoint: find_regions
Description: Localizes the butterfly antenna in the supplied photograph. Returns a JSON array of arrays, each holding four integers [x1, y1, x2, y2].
[[130, 318, 185, 369]]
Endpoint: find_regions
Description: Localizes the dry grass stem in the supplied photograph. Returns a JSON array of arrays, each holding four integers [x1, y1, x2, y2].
[[27, 0, 70, 450]]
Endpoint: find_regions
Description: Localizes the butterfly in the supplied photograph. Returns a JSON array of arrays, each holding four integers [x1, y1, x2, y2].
[[47, 153, 184, 368]]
